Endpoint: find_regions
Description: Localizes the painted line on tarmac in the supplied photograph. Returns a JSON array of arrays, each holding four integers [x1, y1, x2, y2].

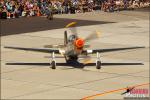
[[81, 82, 150, 100]]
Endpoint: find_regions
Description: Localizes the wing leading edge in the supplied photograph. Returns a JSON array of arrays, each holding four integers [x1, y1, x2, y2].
[[4, 46, 60, 54], [85, 46, 145, 54]]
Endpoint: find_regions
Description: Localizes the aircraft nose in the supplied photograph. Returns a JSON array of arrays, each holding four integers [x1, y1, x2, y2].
[[75, 38, 84, 48]]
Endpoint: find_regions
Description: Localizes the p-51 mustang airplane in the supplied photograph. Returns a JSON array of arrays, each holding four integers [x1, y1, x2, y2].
[[5, 22, 145, 69]]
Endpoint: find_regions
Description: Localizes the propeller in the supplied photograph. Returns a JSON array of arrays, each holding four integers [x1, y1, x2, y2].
[[79, 30, 101, 64], [65, 22, 101, 42], [65, 22, 101, 63]]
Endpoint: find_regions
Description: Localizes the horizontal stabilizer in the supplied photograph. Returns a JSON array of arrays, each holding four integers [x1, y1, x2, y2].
[[6, 62, 143, 68]]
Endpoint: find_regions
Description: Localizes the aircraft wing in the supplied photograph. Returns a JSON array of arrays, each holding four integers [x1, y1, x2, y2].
[[85, 46, 145, 54], [4, 46, 60, 54]]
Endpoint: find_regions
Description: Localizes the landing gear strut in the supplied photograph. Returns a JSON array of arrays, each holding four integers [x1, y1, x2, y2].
[[96, 52, 101, 69], [51, 52, 56, 69]]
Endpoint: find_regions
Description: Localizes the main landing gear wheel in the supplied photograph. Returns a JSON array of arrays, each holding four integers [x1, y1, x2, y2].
[[51, 61, 56, 69], [96, 52, 101, 69], [96, 61, 101, 69]]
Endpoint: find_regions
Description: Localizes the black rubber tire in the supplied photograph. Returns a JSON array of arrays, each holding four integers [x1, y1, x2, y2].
[[51, 61, 56, 69], [96, 61, 101, 69]]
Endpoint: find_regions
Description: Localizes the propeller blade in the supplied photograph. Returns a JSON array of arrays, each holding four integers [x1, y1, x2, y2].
[[65, 22, 77, 28], [65, 22, 78, 36], [84, 31, 100, 42], [79, 55, 92, 65]]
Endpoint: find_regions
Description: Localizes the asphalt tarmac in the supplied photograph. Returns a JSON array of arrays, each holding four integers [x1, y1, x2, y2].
[[1, 9, 149, 99]]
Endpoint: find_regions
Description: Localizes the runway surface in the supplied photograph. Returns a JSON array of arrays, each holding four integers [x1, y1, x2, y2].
[[1, 10, 149, 99]]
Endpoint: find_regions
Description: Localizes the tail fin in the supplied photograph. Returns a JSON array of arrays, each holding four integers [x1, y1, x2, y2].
[[64, 31, 68, 46]]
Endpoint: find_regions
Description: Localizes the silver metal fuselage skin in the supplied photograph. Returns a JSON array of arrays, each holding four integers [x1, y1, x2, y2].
[[64, 35, 82, 61]]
